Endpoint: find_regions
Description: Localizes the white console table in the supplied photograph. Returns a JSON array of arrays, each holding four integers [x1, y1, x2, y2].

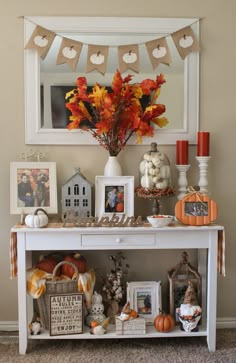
[[11, 223, 224, 354]]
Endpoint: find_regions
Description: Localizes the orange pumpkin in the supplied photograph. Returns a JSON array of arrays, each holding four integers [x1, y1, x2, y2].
[[35, 256, 61, 276], [175, 193, 218, 226], [117, 192, 124, 200], [154, 313, 175, 333], [116, 202, 124, 212], [62, 253, 87, 278]]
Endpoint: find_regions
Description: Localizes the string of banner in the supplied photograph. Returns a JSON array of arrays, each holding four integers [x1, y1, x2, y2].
[[25, 19, 200, 75]]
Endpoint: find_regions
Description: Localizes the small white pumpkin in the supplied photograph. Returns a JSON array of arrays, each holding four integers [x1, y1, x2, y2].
[[141, 175, 154, 189], [25, 208, 48, 228]]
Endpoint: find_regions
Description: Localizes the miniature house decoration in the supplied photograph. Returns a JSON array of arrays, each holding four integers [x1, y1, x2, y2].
[[61, 168, 93, 221]]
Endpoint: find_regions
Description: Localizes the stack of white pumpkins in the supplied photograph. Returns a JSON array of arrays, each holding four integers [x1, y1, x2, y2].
[[139, 143, 171, 190]]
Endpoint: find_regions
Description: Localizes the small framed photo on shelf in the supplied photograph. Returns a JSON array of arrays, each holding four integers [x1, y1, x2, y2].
[[10, 161, 58, 214], [127, 281, 162, 324], [95, 176, 134, 219]]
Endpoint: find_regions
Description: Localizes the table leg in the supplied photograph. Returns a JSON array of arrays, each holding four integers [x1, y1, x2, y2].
[[17, 233, 28, 355], [206, 231, 218, 352]]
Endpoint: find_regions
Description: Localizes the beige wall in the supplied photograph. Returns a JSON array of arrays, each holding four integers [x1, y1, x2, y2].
[[0, 0, 235, 323]]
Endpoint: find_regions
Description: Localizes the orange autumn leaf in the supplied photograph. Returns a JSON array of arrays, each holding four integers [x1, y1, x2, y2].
[[66, 69, 168, 156]]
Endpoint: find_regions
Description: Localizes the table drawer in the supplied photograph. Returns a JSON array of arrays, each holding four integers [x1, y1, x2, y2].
[[81, 233, 156, 247]]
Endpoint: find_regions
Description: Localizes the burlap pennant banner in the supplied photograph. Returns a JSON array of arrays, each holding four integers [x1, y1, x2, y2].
[[25, 25, 56, 60], [145, 37, 171, 69], [118, 44, 139, 73], [86, 45, 109, 75], [56, 38, 83, 71], [171, 26, 200, 60]]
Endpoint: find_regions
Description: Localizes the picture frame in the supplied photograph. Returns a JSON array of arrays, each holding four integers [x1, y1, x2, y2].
[[175, 194, 218, 225], [127, 281, 162, 324], [10, 161, 58, 214], [95, 176, 134, 219], [49, 293, 83, 336]]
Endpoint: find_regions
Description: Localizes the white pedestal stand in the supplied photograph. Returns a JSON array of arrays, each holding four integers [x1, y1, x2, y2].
[[196, 156, 211, 195], [176, 164, 190, 200]]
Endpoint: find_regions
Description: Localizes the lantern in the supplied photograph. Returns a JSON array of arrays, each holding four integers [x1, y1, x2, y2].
[[168, 252, 201, 322]]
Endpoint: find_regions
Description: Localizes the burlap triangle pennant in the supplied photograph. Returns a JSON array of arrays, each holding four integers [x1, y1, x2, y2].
[[25, 25, 56, 60], [56, 38, 83, 71], [118, 44, 139, 73], [86, 45, 109, 75], [171, 25, 200, 60], [145, 37, 171, 69]]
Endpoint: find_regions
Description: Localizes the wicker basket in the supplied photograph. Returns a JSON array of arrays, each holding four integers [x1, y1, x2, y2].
[[37, 261, 79, 330]]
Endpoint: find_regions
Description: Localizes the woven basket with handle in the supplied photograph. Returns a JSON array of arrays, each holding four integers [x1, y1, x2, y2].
[[37, 261, 79, 330]]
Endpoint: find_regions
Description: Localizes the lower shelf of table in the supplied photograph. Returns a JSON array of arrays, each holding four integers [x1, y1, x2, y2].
[[28, 324, 207, 340]]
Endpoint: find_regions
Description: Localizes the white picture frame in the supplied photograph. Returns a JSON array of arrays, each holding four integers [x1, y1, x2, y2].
[[127, 281, 162, 324], [95, 176, 134, 219], [10, 161, 58, 215]]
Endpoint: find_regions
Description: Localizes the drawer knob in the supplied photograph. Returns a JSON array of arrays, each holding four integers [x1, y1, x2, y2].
[[115, 237, 121, 243]]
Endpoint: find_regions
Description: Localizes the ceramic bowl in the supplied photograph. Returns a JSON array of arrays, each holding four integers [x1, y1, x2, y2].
[[147, 215, 174, 227]]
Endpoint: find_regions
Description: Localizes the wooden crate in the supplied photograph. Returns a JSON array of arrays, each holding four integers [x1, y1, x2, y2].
[[115, 317, 146, 335]]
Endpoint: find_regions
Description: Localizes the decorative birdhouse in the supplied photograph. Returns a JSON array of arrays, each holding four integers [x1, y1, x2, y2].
[[168, 251, 201, 321], [61, 168, 93, 222]]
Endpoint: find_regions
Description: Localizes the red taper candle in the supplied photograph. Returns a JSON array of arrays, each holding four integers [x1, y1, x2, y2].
[[197, 132, 210, 156], [176, 140, 189, 165]]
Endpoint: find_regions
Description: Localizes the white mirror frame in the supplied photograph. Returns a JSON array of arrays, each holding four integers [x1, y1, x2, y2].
[[24, 16, 199, 145]]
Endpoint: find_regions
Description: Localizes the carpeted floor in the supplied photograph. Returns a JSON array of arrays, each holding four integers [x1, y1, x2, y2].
[[0, 329, 235, 363]]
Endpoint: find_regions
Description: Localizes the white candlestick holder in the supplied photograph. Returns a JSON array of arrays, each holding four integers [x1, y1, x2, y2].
[[196, 156, 211, 195], [176, 164, 190, 200]]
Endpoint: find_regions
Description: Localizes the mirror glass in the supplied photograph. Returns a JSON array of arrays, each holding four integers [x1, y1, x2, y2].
[[24, 17, 199, 145]]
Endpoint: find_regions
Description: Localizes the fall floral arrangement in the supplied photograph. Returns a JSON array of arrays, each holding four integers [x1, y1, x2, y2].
[[101, 252, 129, 304], [65, 70, 168, 156]]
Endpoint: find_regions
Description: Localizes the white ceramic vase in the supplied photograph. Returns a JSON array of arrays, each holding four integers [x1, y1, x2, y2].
[[104, 156, 122, 176]]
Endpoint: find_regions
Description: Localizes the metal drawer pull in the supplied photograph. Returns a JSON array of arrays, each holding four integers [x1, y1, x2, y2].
[[115, 237, 121, 243]]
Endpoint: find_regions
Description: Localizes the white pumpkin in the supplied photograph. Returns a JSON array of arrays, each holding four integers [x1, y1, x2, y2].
[[152, 46, 167, 59], [62, 46, 77, 59], [156, 179, 169, 189], [122, 51, 137, 64], [34, 35, 49, 48], [25, 208, 48, 228], [141, 175, 154, 189], [143, 152, 151, 161], [160, 165, 171, 179], [152, 157, 161, 168], [179, 35, 194, 49], [90, 53, 105, 65], [152, 175, 161, 183], [139, 160, 148, 174]]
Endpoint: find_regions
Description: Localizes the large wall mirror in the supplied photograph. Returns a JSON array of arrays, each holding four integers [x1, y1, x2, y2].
[[24, 16, 199, 145]]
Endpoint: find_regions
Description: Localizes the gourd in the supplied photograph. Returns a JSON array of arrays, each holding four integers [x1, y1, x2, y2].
[[62, 253, 87, 277], [154, 312, 175, 333], [25, 208, 48, 228]]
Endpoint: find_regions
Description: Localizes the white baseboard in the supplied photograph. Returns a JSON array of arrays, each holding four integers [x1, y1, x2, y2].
[[0, 318, 236, 332], [216, 317, 236, 329], [0, 321, 18, 331]]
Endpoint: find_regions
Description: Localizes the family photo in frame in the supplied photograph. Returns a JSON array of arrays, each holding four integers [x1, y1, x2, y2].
[[10, 162, 58, 214], [95, 176, 134, 219]]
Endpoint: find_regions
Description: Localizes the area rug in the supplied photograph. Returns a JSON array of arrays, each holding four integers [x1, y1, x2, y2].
[[0, 329, 235, 363]]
